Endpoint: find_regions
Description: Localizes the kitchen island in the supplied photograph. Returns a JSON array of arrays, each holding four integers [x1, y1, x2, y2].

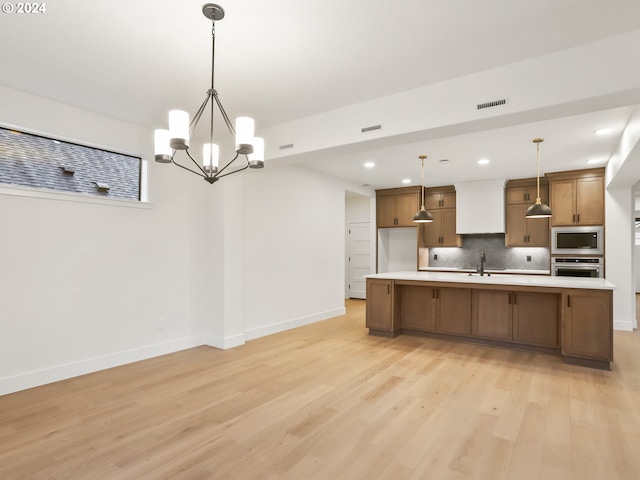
[[366, 271, 616, 369]]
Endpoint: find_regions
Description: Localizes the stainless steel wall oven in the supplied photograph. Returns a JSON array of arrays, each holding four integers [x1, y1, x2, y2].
[[551, 257, 604, 278]]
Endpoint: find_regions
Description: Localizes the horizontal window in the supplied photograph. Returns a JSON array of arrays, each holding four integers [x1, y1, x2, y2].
[[0, 126, 141, 200]]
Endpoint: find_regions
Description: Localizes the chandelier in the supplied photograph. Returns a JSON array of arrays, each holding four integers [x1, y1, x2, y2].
[[154, 3, 264, 184]]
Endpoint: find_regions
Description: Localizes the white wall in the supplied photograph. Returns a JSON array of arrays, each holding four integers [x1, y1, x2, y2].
[[0, 85, 210, 395], [242, 164, 347, 339], [0, 86, 358, 395]]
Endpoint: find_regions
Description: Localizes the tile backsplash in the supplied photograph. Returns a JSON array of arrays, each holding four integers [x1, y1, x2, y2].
[[425, 234, 549, 271]]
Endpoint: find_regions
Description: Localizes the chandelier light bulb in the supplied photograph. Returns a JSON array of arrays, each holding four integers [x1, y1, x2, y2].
[[235, 117, 255, 155], [169, 110, 190, 150], [154, 129, 172, 163], [248, 137, 264, 169], [203, 143, 219, 173]]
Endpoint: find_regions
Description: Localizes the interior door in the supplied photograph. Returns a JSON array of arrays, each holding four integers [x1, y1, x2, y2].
[[349, 222, 371, 299]]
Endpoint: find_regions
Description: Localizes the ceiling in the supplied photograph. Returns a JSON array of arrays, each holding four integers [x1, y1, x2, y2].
[[2, 0, 640, 190]]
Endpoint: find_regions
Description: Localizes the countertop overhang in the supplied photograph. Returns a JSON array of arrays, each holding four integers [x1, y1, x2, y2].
[[367, 271, 615, 290]]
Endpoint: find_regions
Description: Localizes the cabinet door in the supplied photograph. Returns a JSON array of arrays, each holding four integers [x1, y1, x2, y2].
[[506, 186, 529, 204], [471, 290, 512, 340], [396, 285, 436, 331], [376, 196, 398, 228], [505, 204, 527, 247], [563, 289, 612, 360], [550, 179, 576, 226], [506, 204, 549, 247], [421, 210, 442, 247], [441, 192, 456, 208], [526, 216, 549, 247], [395, 193, 420, 227], [423, 193, 442, 210], [576, 176, 604, 225], [512, 292, 559, 347], [436, 287, 471, 335], [366, 279, 394, 332], [440, 208, 461, 247]]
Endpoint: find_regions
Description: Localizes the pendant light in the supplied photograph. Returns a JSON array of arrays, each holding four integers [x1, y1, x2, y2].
[[525, 138, 552, 218], [413, 155, 434, 223]]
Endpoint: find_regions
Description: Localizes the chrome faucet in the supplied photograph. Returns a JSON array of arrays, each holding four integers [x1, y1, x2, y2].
[[478, 251, 486, 276]]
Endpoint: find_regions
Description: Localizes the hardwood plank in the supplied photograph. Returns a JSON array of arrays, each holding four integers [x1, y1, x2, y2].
[[2, 299, 640, 479]]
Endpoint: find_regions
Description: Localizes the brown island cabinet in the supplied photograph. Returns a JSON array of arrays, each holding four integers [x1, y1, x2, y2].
[[366, 272, 615, 370]]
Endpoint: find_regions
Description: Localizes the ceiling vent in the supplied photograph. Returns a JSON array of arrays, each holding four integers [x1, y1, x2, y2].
[[361, 125, 382, 133], [279, 143, 294, 150], [477, 98, 508, 110]]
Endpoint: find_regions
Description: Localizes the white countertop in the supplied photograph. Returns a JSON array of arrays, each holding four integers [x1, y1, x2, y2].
[[419, 267, 550, 275], [367, 271, 615, 290]]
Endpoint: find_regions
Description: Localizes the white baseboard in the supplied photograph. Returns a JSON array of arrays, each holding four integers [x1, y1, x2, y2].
[[614, 319, 635, 331], [1, 308, 347, 396], [244, 307, 346, 341], [0, 336, 203, 396], [201, 332, 246, 350]]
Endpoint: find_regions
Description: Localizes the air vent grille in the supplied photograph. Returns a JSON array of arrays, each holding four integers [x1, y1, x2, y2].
[[477, 98, 507, 110], [361, 125, 382, 133], [279, 143, 294, 150]]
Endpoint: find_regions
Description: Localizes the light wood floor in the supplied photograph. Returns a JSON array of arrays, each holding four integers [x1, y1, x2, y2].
[[2, 300, 640, 479]]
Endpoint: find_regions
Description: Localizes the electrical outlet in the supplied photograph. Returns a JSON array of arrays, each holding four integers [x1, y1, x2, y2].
[[434, 254, 438, 260], [156, 318, 166, 330], [526, 255, 532, 262]]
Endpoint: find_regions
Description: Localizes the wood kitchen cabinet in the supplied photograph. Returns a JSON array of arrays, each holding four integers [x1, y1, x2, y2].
[[396, 283, 471, 335], [434, 287, 472, 335], [563, 288, 612, 365], [424, 190, 456, 209], [505, 178, 549, 247], [419, 186, 461, 247], [512, 291, 559, 347], [472, 289, 559, 346], [395, 284, 437, 331], [547, 168, 605, 226], [376, 187, 420, 228], [421, 209, 461, 247], [366, 279, 395, 334]]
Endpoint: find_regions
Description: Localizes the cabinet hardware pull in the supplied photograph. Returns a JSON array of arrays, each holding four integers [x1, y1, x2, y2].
[[577, 214, 580, 223], [573, 214, 576, 223], [387, 284, 390, 294], [513, 293, 517, 305], [567, 295, 570, 307]]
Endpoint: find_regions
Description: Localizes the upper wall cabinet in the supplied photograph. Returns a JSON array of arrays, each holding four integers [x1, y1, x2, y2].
[[505, 178, 550, 247], [420, 186, 461, 247], [455, 179, 506, 234], [376, 187, 420, 228], [546, 168, 605, 227]]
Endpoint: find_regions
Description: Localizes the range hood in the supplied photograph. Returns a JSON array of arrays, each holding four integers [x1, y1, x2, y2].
[[454, 179, 506, 234]]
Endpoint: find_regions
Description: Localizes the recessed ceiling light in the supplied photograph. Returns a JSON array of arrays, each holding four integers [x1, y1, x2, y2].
[[402, 178, 411, 184], [594, 128, 613, 135], [478, 158, 490, 165], [364, 161, 375, 168], [587, 158, 604, 164]]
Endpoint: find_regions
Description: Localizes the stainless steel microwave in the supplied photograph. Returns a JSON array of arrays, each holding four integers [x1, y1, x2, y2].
[[551, 226, 604, 255]]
